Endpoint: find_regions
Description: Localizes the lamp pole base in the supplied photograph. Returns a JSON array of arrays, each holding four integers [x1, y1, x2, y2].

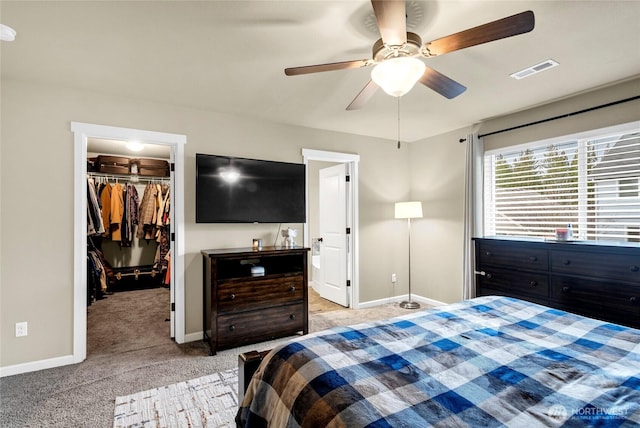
[[399, 300, 421, 309]]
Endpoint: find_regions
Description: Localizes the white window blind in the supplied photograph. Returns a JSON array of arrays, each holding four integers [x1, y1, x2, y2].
[[484, 128, 640, 242]]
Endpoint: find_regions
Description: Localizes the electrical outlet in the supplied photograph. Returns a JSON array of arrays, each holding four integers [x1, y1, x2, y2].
[[15, 322, 28, 337], [391, 273, 397, 283]]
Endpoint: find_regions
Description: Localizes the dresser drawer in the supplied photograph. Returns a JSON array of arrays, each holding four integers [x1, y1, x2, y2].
[[478, 241, 548, 271], [217, 276, 303, 312], [478, 267, 549, 299], [217, 303, 305, 349], [551, 250, 640, 283], [550, 276, 640, 324]]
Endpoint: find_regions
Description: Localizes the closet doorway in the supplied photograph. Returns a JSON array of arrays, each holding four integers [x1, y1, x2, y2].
[[72, 122, 186, 364]]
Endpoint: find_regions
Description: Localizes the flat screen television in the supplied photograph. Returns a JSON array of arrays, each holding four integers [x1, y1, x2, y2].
[[196, 153, 306, 223]]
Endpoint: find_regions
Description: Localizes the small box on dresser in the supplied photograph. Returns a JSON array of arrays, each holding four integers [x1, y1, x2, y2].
[[201, 246, 309, 355]]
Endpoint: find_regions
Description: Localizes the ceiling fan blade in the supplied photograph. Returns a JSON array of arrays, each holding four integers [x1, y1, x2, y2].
[[285, 59, 373, 76], [424, 10, 535, 57], [419, 67, 467, 99], [371, 0, 407, 46], [346, 80, 379, 111]]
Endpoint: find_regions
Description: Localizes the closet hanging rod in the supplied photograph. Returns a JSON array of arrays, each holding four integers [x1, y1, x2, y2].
[[87, 171, 170, 183]]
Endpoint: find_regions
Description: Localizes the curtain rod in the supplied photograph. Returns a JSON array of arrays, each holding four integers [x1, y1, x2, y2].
[[478, 95, 640, 139]]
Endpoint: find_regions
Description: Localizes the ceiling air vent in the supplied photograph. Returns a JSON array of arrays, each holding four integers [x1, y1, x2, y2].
[[510, 59, 559, 80]]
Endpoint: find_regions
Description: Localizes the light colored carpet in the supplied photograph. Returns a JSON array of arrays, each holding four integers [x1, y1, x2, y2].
[[114, 368, 239, 428]]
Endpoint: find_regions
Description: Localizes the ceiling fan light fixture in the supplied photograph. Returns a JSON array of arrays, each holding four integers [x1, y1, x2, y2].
[[371, 57, 426, 97]]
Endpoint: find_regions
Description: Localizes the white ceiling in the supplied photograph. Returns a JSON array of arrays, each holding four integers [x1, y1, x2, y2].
[[2, 1, 639, 143]]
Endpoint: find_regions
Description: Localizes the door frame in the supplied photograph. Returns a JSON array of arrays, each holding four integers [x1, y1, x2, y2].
[[71, 122, 187, 364], [302, 149, 360, 308]]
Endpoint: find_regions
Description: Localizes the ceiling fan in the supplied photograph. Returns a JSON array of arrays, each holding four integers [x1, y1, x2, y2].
[[284, 1, 535, 110]]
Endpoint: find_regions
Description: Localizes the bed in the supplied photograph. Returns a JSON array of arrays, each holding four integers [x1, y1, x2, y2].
[[236, 295, 640, 427]]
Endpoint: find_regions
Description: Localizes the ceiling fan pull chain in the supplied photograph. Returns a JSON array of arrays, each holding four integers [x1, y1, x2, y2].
[[397, 96, 401, 149]]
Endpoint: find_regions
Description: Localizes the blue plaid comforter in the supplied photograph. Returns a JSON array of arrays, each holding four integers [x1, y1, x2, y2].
[[236, 296, 640, 427]]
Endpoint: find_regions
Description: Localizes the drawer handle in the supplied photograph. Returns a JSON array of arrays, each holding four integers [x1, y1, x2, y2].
[[630, 296, 638, 304], [631, 266, 639, 272], [289, 286, 296, 292], [228, 325, 236, 332], [563, 260, 571, 266], [289, 314, 296, 320], [529, 281, 537, 287], [562, 286, 571, 293], [229, 293, 236, 300], [529, 256, 538, 262]]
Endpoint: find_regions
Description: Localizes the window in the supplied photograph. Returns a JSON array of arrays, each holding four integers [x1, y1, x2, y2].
[[484, 126, 640, 242], [619, 178, 639, 198]]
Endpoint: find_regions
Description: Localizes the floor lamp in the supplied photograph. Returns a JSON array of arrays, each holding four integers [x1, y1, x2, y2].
[[395, 201, 423, 309]]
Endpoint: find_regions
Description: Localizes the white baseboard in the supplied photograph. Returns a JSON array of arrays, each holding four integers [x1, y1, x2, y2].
[[0, 354, 75, 378], [183, 331, 205, 343]]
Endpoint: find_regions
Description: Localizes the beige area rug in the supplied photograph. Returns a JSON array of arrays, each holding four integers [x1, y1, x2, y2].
[[113, 368, 239, 428]]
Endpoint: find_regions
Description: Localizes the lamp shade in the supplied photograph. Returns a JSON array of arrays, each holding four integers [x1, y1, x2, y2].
[[371, 57, 426, 97], [395, 201, 423, 219]]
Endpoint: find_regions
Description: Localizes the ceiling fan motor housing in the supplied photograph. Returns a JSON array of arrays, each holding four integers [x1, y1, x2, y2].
[[372, 32, 423, 62]]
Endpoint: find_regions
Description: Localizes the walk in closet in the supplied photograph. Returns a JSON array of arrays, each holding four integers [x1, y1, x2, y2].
[[85, 138, 174, 353]]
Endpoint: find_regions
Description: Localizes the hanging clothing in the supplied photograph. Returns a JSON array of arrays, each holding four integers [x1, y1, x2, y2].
[[123, 183, 140, 245], [138, 183, 159, 240], [87, 170, 171, 296], [110, 183, 124, 241], [100, 182, 113, 238], [87, 177, 105, 236], [164, 250, 171, 286], [128, 184, 140, 234], [120, 186, 131, 247]]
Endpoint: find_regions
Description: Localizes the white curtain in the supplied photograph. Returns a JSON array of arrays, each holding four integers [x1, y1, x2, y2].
[[462, 133, 484, 300]]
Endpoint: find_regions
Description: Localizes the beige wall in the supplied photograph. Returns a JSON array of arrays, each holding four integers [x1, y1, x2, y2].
[[0, 79, 410, 368], [408, 128, 471, 304]]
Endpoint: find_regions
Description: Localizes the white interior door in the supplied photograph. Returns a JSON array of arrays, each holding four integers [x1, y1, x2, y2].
[[319, 163, 349, 307]]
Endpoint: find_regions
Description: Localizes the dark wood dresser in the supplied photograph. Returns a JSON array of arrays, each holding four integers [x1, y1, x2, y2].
[[201, 246, 309, 355], [474, 237, 640, 328]]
